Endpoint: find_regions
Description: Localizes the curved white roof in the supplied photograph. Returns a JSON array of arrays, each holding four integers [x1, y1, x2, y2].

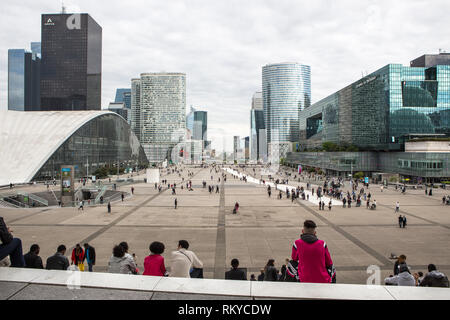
[[0, 110, 122, 185]]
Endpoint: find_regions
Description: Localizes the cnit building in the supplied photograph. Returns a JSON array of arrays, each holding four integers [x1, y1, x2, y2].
[[285, 53, 450, 183]]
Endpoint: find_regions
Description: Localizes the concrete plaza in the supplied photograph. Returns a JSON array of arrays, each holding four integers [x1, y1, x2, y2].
[[1, 166, 449, 284]]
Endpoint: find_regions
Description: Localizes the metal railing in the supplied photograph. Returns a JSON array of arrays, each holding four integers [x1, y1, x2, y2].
[[1, 197, 28, 208], [94, 185, 109, 204], [17, 192, 48, 207]]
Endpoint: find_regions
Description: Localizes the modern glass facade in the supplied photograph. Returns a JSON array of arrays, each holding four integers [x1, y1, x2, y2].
[[115, 88, 131, 111], [34, 113, 148, 180], [31, 42, 41, 57], [130, 79, 141, 141], [250, 109, 265, 161], [140, 73, 186, 163], [40, 14, 102, 110], [299, 61, 450, 151], [262, 63, 311, 145], [108, 102, 128, 121], [286, 151, 450, 181], [8, 46, 41, 111]]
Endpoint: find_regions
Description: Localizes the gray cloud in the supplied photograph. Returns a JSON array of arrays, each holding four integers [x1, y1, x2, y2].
[[0, 0, 449, 151]]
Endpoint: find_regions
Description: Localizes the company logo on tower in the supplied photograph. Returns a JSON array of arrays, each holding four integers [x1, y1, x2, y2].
[[44, 18, 55, 26]]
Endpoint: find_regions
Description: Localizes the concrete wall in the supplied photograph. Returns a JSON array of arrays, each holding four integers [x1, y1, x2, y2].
[[405, 141, 450, 153]]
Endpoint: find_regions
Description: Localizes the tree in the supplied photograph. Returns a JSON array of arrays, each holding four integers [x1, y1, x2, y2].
[[354, 172, 364, 180]]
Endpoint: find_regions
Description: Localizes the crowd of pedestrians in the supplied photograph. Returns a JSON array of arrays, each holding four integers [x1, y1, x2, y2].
[[1, 165, 449, 290]]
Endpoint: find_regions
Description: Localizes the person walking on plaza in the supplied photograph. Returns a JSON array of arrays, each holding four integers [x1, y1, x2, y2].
[[23, 244, 43, 269], [71, 244, 85, 271], [0, 216, 25, 268], [328, 200, 332, 211], [225, 259, 247, 280], [398, 215, 403, 228], [107, 202, 111, 213], [143, 241, 167, 277], [233, 202, 239, 214], [83, 243, 96, 272], [395, 201, 400, 213], [402, 216, 407, 228], [420, 264, 449, 287], [131, 186, 134, 195], [46, 245, 69, 270], [121, 193, 124, 202], [169, 240, 203, 278], [291, 220, 334, 283], [78, 200, 84, 211], [174, 198, 178, 209]]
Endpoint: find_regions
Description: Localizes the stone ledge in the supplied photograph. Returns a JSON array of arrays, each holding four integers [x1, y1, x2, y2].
[[0, 268, 449, 300]]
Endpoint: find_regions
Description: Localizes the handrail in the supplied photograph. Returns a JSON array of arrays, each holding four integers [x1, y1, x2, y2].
[[94, 185, 109, 204], [17, 192, 48, 206], [0, 199, 20, 208], [2, 197, 28, 208]]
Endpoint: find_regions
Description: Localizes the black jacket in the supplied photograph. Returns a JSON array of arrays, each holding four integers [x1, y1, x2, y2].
[[85, 246, 96, 264], [24, 252, 44, 269], [0, 217, 13, 245], [225, 268, 247, 281], [420, 271, 450, 288], [264, 266, 278, 281], [46, 253, 69, 270]]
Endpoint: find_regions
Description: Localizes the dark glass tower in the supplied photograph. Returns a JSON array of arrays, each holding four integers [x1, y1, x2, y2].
[[40, 13, 102, 110], [8, 45, 41, 111]]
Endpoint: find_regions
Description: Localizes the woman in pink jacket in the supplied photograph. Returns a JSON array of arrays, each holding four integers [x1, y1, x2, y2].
[[143, 242, 167, 277], [291, 220, 334, 283]]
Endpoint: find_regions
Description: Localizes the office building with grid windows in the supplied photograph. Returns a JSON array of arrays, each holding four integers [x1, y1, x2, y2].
[[139, 73, 186, 163], [8, 43, 41, 111], [40, 13, 102, 111], [130, 79, 141, 141], [262, 62, 311, 157], [286, 54, 450, 182]]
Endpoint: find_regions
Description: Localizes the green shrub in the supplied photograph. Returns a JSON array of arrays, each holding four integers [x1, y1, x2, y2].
[[354, 172, 364, 180]]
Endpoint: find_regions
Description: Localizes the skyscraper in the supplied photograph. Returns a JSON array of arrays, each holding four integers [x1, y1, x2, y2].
[[186, 106, 208, 141], [113, 88, 131, 124], [130, 79, 141, 141], [115, 88, 131, 108], [250, 91, 265, 161], [233, 136, 240, 161], [243, 136, 250, 160], [262, 62, 311, 157], [40, 13, 102, 110], [8, 43, 41, 111], [140, 73, 186, 163], [108, 102, 128, 120]]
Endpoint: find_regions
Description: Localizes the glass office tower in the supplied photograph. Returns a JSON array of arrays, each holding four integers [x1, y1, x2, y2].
[[130, 79, 141, 141], [8, 45, 41, 111], [299, 61, 450, 151], [250, 91, 265, 161], [40, 13, 102, 110], [262, 62, 311, 156], [250, 109, 265, 161], [115, 88, 131, 108], [114, 88, 131, 124], [140, 73, 186, 163]]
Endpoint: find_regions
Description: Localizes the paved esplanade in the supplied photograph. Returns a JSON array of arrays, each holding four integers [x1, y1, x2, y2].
[[1, 166, 450, 284]]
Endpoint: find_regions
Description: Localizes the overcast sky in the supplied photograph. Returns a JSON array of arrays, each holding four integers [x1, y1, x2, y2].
[[0, 0, 449, 151]]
